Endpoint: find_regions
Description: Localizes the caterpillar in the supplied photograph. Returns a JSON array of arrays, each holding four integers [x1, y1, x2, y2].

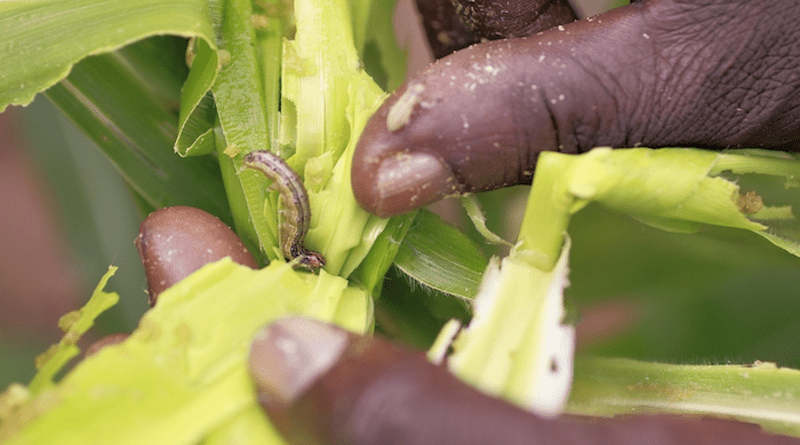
[[242, 151, 326, 270]]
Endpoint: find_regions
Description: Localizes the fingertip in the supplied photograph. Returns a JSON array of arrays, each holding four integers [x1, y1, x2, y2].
[[248, 316, 349, 406], [353, 83, 452, 217], [352, 147, 459, 218], [136, 206, 259, 305], [353, 50, 531, 216]]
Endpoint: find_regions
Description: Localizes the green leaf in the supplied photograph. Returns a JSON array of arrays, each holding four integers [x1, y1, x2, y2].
[[378, 267, 471, 351], [2, 259, 371, 444], [213, 123, 270, 264], [349, 0, 407, 91], [27, 267, 119, 395], [460, 194, 513, 246], [350, 211, 418, 296], [201, 0, 411, 279], [45, 45, 232, 224], [394, 209, 488, 300], [1, 0, 233, 222], [211, 0, 280, 260], [175, 38, 219, 157], [281, 0, 367, 164], [0, 0, 217, 112], [432, 146, 800, 419], [518, 147, 800, 271], [709, 150, 800, 255], [280, 0, 408, 277], [569, 357, 800, 437]]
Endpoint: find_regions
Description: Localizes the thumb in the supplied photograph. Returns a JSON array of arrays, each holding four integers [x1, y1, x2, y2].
[[248, 317, 800, 445], [352, 0, 800, 217], [248, 316, 551, 445]]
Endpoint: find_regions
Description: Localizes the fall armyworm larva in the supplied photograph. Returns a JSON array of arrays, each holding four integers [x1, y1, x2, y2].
[[242, 151, 326, 270]]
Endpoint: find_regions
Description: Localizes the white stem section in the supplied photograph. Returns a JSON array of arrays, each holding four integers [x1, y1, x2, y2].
[[434, 239, 575, 417]]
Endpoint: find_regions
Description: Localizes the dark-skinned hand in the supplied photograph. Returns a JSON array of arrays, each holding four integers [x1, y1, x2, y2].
[[133, 205, 799, 445], [352, 0, 800, 217], [132, 0, 800, 443]]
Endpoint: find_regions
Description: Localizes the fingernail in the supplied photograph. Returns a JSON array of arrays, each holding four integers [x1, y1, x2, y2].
[[249, 316, 349, 405], [374, 152, 458, 217]]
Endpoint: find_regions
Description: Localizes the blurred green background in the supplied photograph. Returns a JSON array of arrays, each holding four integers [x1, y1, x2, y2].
[[1, 97, 149, 387]]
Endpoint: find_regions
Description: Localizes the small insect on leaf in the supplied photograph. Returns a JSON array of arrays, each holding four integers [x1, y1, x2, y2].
[[241, 151, 326, 270]]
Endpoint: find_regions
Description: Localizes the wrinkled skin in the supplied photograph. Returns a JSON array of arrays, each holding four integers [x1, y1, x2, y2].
[[134, 1, 800, 443], [248, 317, 800, 445], [453, 0, 577, 40], [133, 205, 800, 444], [414, 0, 478, 58], [353, 0, 800, 217], [417, 0, 577, 57]]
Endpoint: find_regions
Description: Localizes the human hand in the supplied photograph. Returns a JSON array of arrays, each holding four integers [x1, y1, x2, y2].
[[134, 206, 800, 445], [246, 315, 800, 445], [414, 0, 577, 58], [352, 0, 800, 217], [134, 205, 259, 306], [132, 2, 800, 441]]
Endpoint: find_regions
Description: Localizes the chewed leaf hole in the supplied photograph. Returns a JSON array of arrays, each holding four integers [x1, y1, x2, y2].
[[736, 190, 764, 215]]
